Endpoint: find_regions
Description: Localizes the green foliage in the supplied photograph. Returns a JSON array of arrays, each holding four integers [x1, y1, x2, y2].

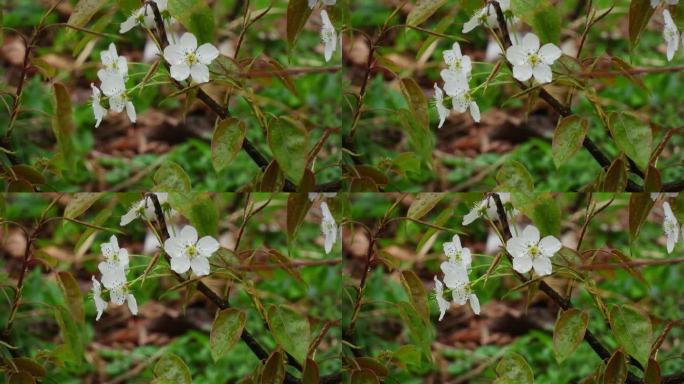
[[494, 352, 534, 383], [211, 118, 246, 172], [267, 304, 311, 365], [608, 304, 652, 368], [552, 116, 588, 169], [67, 0, 107, 30], [553, 309, 589, 363], [268, 117, 309, 183], [607, 112, 652, 171], [154, 161, 192, 192], [406, 193, 446, 220], [406, 0, 447, 27], [286, 0, 314, 51], [167, 0, 215, 42], [152, 353, 192, 384], [210, 308, 247, 362], [511, 0, 560, 43]]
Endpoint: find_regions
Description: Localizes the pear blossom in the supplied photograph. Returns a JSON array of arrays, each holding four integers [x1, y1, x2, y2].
[[440, 69, 469, 96], [663, 10, 680, 61], [99, 71, 136, 123], [463, 0, 514, 33], [440, 259, 469, 288], [320, 10, 337, 62], [651, 0, 679, 8], [320, 201, 338, 254], [98, 258, 127, 291], [451, 282, 480, 315], [91, 277, 107, 321], [91, 84, 106, 128], [443, 234, 472, 270], [443, 42, 472, 79], [101, 235, 129, 269], [99, 43, 128, 79], [463, 193, 514, 225], [506, 225, 561, 276], [433, 277, 450, 321], [663, 201, 680, 253], [108, 283, 138, 316], [506, 33, 562, 84], [163, 32, 219, 84], [120, 0, 174, 34], [164, 225, 219, 276], [434, 84, 450, 128], [452, 90, 480, 123], [120, 192, 170, 226]]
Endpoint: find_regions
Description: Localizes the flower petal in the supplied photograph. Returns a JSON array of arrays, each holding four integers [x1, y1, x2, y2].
[[110, 286, 126, 305], [512, 63, 533, 81], [180, 225, 198, 244], [197, 236, 220, 256], [170, 63, 191, 81], [506, 236, 526, 258], [512, 254, 533, 273], [170, 255, 191, 273], [532, 256, 553, 276], [506, 45, 526, 66], [190, 63, 210, 84], [522, 33, 540, 52], [125, 101, 137, 123], [532, 63, 553, 84], [539, 235, 562, 257], [196, 43, 219, 64], [522, 225, 540, 243], [164, 237, 184, 258], [441, 261, 469, 288], [163, 45, 185, 65], [190, 256, 210, 276], [469, 100, 480, 122], [469, 293, 480, 315], [127, 294, 138, 315], [179, 32, 197, 51], [539, 43, 562, 65]]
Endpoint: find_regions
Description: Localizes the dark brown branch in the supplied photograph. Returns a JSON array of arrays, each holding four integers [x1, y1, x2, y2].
[[490, 193, 644, 384], [488, 1, 646, 192], [146, 193, 303, 383]]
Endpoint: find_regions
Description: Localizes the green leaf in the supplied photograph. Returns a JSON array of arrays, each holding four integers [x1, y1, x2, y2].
[[526, 193, 561, 236], [168, 192, 218, 236], [53, 305, 84, 364], [604, 350, 627, 384], [267, 305, 310, 365], [268, 117, 309, 183], [10, 358, 46, 379], [406, 0, 448, 26], [64, 193, 103, 219], [52, 83, 77, 171], [67, 0, 107, 30], [286, 193, 313, 243], [496, 160, 534, 193], [302, 358, 319, 384], [512, 0, 560, 43], [152, 353, 191, 384], [603, 156, 628, 192], [262, 350, 285, 384], [210, 308, 246, 362], [494, 352, 534, 384], [400, 78, 429, 131], [57, 272, 84, 325], [553, 309, 588, 363], [154, 161, 192, 192], [645, 359, 661, 384], [211, 118, 246, 172], [286, 0, 313, 50], [628, 0, 655, 48], [552, 116, 588, 168], [168, 0, 215, 43], [407, 193, 446, 220], [398, 109, 434, 166], [609, 305, 652, 368], [628, 193, 655, 241], [400, 270, 429, 321], [608, 112, 652, 171], [397, 301, 434, 365]]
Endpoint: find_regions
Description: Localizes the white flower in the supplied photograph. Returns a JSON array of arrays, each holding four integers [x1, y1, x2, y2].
[[443, 42, 472, 79], [108, 283, 138, 316], [320, 10, 337, 62], [462, 193, 513, 225], [651, 192, 679, 201], [91, 277, 107, 321], [506, 225, 561, 276], [120, 193, 170, 226], [663, 10, 680, 61], [98, 258, 127, 290], [163, 32, 219, 84], [164, 225, 219, 276], [101, 235, 129, 269], [651, 0, 679, 8], [434, 84, 450, 129], [440, 259, 469, 289], [463, 0, 513, 33], [320, 201, 338, 254], [99, 43, 128, 79], [99, 71, 136, 123], [451, 90, 480, 123], [440, 69, 469, 96], [91, 84, 106, 128], [443, 234, 472, 270], [451, 282, 480, 315], [506, 33, 562, 84], [433, 277, 450, 321], [120, 0, 173, 33], [663, 201, 680, 253]]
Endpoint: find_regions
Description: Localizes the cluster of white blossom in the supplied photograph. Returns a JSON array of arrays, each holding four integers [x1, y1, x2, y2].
[[120, 192, 171, 226], [163, 32, 219, 84], [310, 0, 338, 62], [433, 194, 563, 321], [309, 193, 339, 254], [91, 43, 136, 127], [91, 235, 137, 320], [433, 234, 479, 320], [654, 1, 684, 61], [164, 225, 219, 276], [462, 0, 516, 33], [433, 42, 480, 127], [120, 0, 175, 34], [652, 193, 682, 253], [506, 33, 561, 84]]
